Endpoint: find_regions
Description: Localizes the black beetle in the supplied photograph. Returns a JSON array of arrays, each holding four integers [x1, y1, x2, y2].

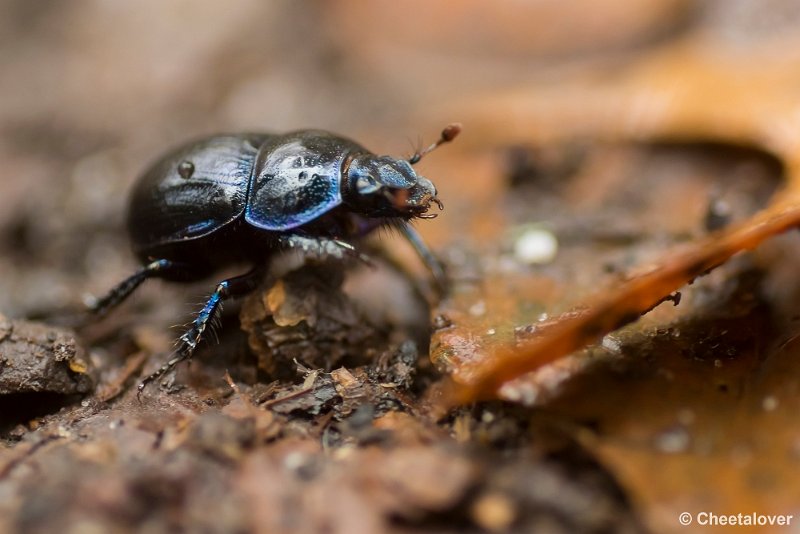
[[88, 124, 460, 393]]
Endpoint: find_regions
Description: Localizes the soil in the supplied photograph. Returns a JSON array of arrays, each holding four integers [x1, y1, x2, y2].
[[2, 2, 800, 533]]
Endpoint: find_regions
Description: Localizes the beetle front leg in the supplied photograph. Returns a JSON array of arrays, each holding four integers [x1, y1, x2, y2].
[[137, 265, 265, 397], [279, 234, 372, 264], [397, 223, 447, 294]]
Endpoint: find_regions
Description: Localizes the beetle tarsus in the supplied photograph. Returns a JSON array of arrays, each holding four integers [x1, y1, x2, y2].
[[137, 351, 186, 402]]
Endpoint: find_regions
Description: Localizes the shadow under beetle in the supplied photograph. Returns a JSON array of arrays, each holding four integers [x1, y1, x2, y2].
[[88, 124, 461, 394]]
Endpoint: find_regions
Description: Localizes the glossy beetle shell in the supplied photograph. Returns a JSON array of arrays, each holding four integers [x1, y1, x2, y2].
[[127, 131, 368, 262], [94, 125, 453, 393], [245, 131, 366, 230]]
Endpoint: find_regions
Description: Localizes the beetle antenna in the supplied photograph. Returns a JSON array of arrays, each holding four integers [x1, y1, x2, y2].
[[406, 136, 420, 156], [408, 123, 462, 165]]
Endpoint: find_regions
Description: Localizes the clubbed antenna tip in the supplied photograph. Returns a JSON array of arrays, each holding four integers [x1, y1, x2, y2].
[[409, 122, 462, 165], [441, 122, 462, 142]]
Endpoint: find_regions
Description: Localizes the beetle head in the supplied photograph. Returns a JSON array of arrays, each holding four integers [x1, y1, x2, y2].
[[344, 155, 442, 219]]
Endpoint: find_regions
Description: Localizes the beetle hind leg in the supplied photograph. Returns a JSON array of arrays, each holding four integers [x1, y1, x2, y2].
[[87, 259, 191, 317], [137, 265, 266, 397]]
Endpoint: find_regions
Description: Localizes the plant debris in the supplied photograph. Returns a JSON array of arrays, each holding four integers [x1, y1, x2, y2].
[[3, 2, 799, 533]]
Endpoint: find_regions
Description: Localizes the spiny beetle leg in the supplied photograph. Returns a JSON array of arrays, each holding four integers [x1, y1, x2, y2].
[[137, 264, 266, 398]]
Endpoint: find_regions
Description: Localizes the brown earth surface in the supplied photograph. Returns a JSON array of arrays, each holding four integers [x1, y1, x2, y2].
[[2, 2, 800, 533]]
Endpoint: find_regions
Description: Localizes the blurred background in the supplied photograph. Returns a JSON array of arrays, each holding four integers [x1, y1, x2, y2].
[[3, 2, 800, 533], [0, 0, 750, 314], [2, 0, 799, 316]]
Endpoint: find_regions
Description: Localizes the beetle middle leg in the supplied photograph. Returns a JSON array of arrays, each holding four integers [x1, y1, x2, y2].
[[278, 234, 372, 264], [137, 264, 266, 396]]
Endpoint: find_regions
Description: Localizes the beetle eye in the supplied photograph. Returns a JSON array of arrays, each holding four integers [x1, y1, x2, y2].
[[355, 175, 381, 195]]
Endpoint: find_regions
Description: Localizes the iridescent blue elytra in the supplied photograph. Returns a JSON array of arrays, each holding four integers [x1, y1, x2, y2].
[[245, 132, 352, 230], [91, 125, 459, 395]]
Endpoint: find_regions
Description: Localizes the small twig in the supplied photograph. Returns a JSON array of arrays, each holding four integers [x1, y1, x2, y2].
[[223, 370, 259, 417], [261, 386, 316, 409]]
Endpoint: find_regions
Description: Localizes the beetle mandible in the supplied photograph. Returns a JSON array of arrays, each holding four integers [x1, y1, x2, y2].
[[88, 124, 461, 393]]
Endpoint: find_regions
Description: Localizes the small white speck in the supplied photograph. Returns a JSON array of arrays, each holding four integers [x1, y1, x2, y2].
[[284, 451, 309, 472], [469, 301, 487, 317], [513, 227, 558, 265], [601, 335, 621, 353], [486, 328, 496, 336], [762, 395, 779, 412], [655, 426, 690, 453], [498, 384, 522, 402]]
